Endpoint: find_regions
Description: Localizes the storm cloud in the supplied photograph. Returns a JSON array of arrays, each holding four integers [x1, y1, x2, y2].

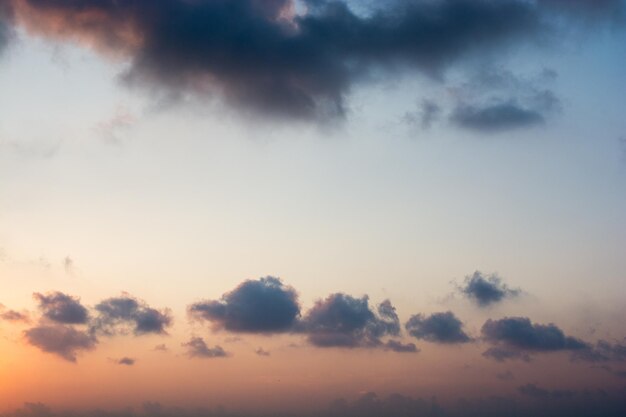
[[33, 292, 89, 325], [92, 294, 172, 336], [481, 317, 588, 361], [23, 325, 97, 362], [300, 294, 401, 348], [4, 0, 623, 121], [405, 311, 472, 344], [188, 276, 300, 333], [460, 271, 520, 307], [182, 337, 228, 359]]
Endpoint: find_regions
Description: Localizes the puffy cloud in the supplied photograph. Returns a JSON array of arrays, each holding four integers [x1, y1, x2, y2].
[[92, 294, 172, 336], [188, 276, 300, 333], [116, 357, 136, 366], [33, 292, 89, 325], [570, 339, 626, 363], [405, 311, 472, 344], [182, 337, 228, 359], [459, 271, 520, 307], [0, 304, 30, 323], [300, 294, 401, 348], [5, 0, 622, 122], [23, 325, 97, 362], [481, 317, 588, 361]]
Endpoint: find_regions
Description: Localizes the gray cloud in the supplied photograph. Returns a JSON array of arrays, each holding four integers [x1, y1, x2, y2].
[[116, 357, 136, 366], [570, 339, 626, 363], [182, 337, 228, 359], [460, 271, 520, 307], [451, 100, 546, 131], [33, 292, 89, 325], [0, 304, 30, 323], [5, 0, 623, 122], [189, 276, 300, 333], [255, 347, 271, 357], [23, 325, 97, 362], [481, 317, 588, 361], [405, 311, 472, 344], [496, 370, 516, 381], [300, 294, 401, 348], [93, 294, 172, 336], [384, 339, 419, 353], [518, 383, 576, 401]]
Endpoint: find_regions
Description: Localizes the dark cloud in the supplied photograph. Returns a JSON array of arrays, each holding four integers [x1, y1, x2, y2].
[[116, 357, 136, 366], [300, 294, 401, 348], [518, 384, 576, 401], [481, 317, 588, 361], [0, 2, 14, 55], [6, 0, 622, 122], [403, 100, 441, 129], [570, 339, 626, 363], [460, 271, 520, 307], [482, 346, 531, 362], [23, 325, 97, 362], [182, 337, 228, 359], [188, 276, 300, 333], [451, 100, 545, 131], [384, 339, 419, 353], [33, 292, 89, 325], [405, 311, 472, 344], [93, 294, 172, 336]]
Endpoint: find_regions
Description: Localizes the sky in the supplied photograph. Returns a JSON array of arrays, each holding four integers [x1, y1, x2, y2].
[[0, 0, 626, 416]]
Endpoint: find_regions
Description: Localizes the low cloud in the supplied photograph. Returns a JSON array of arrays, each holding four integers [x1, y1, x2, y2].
[[481, 317, 588, 361], [182, 337, 228, 359], [405, 311, 472, 344], [116, 357, 136, 366], [570, 340, 626, 363], [451, 101, 545, 131], [255, 347, 271, 357], [0, 305, 30, 323], [300, 294, 401, 348], [33, 292, 89, 325], [92, 294, 172, 336], [23, 325, 97, 362], [459, 271, 520, 307], [384, 340, 419, 353], [188, 276, 300, 333]]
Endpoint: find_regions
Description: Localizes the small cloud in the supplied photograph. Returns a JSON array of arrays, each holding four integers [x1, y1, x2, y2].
[[384, 340, 420, 353], [255, 347, 271, 357], [405, 311, 472, 344], [24, 325, 97, 362], [182, 337, 228, 359], [403, 100, 441, 130], [451, 101, 545, 132], [63, 256, 75, 275], [33, 292, 89, 325], [92, 294, 172, 336], [459, 271, 520, 307], [153, 343, 168, 352], [116, 357, 135, 366], [483, 347, 531, 362], [94, 105, 136, 145], [0, 305, 30, 323]]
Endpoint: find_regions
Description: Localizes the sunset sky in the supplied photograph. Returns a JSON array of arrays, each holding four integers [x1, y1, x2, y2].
[[1, 1, 626, 416]]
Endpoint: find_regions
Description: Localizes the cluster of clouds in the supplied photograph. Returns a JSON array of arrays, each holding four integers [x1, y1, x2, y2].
[[2, 272, 625, 372], [8, 291, 173, 362], [0, 0, 623, 125], [3, 388, 626, 417]]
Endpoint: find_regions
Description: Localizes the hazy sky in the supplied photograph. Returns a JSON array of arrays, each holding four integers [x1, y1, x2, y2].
[[1, 1, 626, 416]]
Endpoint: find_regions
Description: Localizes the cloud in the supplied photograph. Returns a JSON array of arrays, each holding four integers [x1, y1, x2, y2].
[[300, 294, 401, 348], [182, 337, 228, 359], [255, 347, 271, 357], [0, 305, 30, 323], [570, 339, 626, 363], [92, 294, 172, 336], [384, 340, 419, 353], [23, 325, 97, 362], [481, 317, 588, 361], [459, 271, 520, 307], [188, 276, 300, 333], [496, 370, 515, 381], [62, 257, 74, 275], [0, 2, 14, 55], [518, 383, 576, 400], [116, 357, 136, 366], [405, 311, 472, 344], [33, 292, 89, 325], [403, 100, 441, 130], [451, 101, 546, 131], [153, 343, 168, 352], [5, 0, 622, 122], [482, 346, 531, 362]]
